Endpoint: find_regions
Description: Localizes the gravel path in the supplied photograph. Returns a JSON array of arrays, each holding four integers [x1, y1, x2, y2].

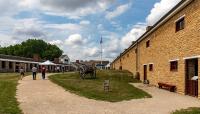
[[17, 74, 200, 114]]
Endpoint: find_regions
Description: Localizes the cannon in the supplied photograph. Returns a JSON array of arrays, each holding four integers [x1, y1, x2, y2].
[[78, 64, 96, 79]]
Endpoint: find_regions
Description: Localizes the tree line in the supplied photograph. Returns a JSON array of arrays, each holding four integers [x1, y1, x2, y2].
[[0, 39, 63, 61]]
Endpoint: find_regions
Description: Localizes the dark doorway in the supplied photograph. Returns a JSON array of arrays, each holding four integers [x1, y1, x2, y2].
[[119, 66, 122, 70], [185, 58, 198, 97], [144, 65, 147, 81]]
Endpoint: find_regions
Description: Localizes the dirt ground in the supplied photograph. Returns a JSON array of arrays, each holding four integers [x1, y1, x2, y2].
[[16, 74, 200, 114]]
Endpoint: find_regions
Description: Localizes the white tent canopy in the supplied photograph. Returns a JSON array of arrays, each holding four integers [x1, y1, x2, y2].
[[39, 60, 56, 65], [106, 63, 110, 67]]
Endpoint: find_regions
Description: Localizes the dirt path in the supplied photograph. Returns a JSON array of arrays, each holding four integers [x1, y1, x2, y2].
[[17, 74, 200, 114]]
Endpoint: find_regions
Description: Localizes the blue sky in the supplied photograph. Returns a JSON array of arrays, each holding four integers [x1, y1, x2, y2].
[[0, 0, 180, 61]]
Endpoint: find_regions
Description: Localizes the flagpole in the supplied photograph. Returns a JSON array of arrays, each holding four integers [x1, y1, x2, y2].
[[100, 36, 103, 70]]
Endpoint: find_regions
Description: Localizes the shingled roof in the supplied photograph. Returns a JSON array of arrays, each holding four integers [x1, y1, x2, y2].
[[0, 54, 35, 62]]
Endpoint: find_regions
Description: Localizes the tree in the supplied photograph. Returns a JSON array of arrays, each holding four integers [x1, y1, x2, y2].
[[0, 39, 63, 61]]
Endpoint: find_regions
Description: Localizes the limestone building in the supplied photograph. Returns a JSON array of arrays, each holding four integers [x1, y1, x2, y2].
[[111, 0, 200, 98]]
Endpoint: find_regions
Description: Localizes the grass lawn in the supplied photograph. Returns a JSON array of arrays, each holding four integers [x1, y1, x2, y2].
[[172, 107, 200, 114], [0, 72, 30, 114], [49, 70, 151, 102]]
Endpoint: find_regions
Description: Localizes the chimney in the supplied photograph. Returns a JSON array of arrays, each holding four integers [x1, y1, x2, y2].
[[33, 54, 40, 62], [76, 60, 79, 63], [146, 26, 153, 31]]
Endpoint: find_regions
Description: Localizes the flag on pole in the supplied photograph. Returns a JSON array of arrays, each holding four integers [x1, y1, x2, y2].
[[100, 36, 103, 44]]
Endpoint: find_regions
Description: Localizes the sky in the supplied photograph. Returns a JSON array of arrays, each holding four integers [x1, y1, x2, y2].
[[0, 0, 181, 61]]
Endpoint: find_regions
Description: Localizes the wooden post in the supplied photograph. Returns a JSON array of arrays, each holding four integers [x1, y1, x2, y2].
[[13, 62, 16, 72], [198, 58, 200, 99]]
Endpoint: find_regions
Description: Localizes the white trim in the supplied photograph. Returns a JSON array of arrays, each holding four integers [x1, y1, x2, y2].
[[169, 59, 180, 62], [183, 55, 200, 60], [174, 15, 186, 23], [143, 64, 147, 65]]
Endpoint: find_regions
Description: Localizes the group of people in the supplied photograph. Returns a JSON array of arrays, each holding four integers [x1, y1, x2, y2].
[[19, 66, 47, 80]]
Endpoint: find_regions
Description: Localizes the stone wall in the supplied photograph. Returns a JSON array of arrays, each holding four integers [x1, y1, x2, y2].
[[120, 47, 137, 75], [138, 0, 200, 94], [111, 0, 200, 98]]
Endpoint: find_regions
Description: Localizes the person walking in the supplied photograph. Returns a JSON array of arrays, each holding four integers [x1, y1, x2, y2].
[[32, 66, 37, 80], [19, 67, 25, 80], [41, 66, 46, 80], [62, 65, 65, 74], [56, 66, 60, 72]]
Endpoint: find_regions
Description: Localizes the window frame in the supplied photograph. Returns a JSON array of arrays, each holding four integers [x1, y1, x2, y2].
[[170, 61, 178, 71], [149, 64, 153, 71], [146, 40, 150, 48], [175, 17, 185, 32]]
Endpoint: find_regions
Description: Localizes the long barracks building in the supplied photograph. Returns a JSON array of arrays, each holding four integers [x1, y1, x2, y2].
[[0, 54, 72, 73], [111, 0, 200, 98]]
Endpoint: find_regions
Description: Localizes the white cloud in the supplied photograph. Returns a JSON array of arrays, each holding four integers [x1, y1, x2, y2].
[[83, 47, 100, 57], [121, 23, 146, 48], [0, 0, 20, 16], [65, 34, 87, 47], [0, 0, 115, 19], [105, 3, 131, 20], [80, 20, 90, 25], [146, 0, 181, 25], [39, 0, 115, 19], [44, 23, 83, 32], [49, 40, 65, 49], [0, 34, 18, 47], [19, 0, 40, 9], [49, 40, 63, 45]]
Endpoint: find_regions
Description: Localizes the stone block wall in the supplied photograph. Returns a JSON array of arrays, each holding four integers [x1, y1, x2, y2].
[[112, 0, 200, 98]]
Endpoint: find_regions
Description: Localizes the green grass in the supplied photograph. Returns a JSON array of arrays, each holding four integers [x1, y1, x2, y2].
[[0, 72, 30, 114], [172, 107, 200, 114], [49, 70, 151, 102]]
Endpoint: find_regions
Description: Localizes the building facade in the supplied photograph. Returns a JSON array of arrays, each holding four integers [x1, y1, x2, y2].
[[0, 54, 73, 73], [0, 54, 39, 72], [111, 0, 200, 98], [59, 55, 70, 64]]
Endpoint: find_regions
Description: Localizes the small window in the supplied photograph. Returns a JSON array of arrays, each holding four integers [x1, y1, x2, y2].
[[2, 61, 5, 69], [176, 17, 185, 32], [65, 59, 68, 62], [170, 61, 178, 71], [149, 64, 153, 71], [146, 40, 150, 48], [127, 54, 129, 57]]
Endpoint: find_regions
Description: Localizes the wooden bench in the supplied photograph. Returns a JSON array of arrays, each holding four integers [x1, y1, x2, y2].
[[158, 82, 176, 92]]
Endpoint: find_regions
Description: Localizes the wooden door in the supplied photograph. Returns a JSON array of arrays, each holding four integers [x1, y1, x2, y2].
[[144, 65, 147, 81], [185, 59, 198, 97]]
